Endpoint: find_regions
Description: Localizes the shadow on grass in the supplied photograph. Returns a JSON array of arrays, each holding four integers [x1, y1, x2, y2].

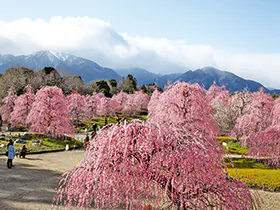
[[0, 159, 62, 210]]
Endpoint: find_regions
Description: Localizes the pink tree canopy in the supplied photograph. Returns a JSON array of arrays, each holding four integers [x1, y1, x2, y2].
[[66, 90, 86, 122], [231, 88, 274, 145], [54, 82, 258, 209], [0, 88, 17, 122], [247, 125, 280, 167], [271, 97, 280, 125], [207, 83, 233, 135], [133, 91, 150, 113], [206, 82, 229, 103], [26, 86, 73, 136], [111, 91, 129, 113], [122, 94, 137, 116], [10, 85, 35, 126], [148, 88, 161, 118], [96, 96, 115, 117], [84, 92, 99, 120], [229, 90, 253, 119], [148, 82, 219, 138], [246, 96, 280, 167], [229, 90, 253, 140]]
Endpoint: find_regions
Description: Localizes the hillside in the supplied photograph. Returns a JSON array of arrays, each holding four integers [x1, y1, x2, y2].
[[116, 68, 161, 85], [0, 51, 121, 83], [149, 67, 280, 93]]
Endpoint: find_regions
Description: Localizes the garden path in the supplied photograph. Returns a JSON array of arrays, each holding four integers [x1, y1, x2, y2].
[[0, 150, 279, 209]]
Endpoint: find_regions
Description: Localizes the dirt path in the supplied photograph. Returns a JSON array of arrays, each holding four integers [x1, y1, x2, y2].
[[0, 150, 279, 210], [0, 150, 84, 210]]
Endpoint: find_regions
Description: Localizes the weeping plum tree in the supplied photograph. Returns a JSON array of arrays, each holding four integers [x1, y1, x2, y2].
[[231, 88, 274, 146], [133, 91, 150, 114], [10, 85, 35, 126], [97, 97, 116, 117], [27, 86, 73, 136], [229, 90, 253, 140], [0, 87, 17, 122], [148, 88, 161, 118], [246, 97, 280, 167], [111, 91, 129, 113], [247, 126, 280, 167], [122, 94, 136, 116], [206, 82, 228, 102], [54, 82, 258, 209], [230, 90, 253, 119], [85, 92, 99, 120], [207, 83, 233, 135], [66, 90, 86, 122]]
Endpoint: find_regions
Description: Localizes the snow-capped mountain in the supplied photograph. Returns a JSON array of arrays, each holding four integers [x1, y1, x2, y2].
[[1, 51, 280, 94], [0, 51, 121, 83]]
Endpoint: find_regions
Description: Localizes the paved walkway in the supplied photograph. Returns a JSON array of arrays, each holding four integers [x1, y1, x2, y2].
[[0, 150, 279, 209], [0, 150, 84, 210]]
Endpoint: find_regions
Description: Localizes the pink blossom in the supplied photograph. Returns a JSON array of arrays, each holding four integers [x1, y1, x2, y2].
[[11, 85, 35, 126], [27, 86, 73, 136], [0, 88, 17, 122]]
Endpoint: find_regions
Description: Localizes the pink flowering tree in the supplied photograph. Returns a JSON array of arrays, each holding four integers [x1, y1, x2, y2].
[[228, 90, 253, 140], [10, 85, 35, 126], [96, 97, 116, 117], [229, 90, 253, 119], [111, 91, 129, 114], [206, 82, 228, 102], [271, 97, 280, 125], [247, 126, 280, 167], [54, 82, 258, 209], [26, 86, 73, 136], [66, 90, 86, 122], [148, 88, 161, 118], [84, 92, 99, 120], [133, 91, 150, 114], [207, 83, 233, 135], [122, 94, 137, 116], [0, 88, 17, 122], [246, 97, 280, 167], [231, 88, 274, 146]]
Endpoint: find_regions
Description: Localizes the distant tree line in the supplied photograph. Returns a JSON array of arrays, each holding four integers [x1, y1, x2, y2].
[[0, 67, 158, 100]]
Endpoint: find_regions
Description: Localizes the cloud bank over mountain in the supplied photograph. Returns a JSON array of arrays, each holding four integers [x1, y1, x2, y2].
[[0, 16, 280, 88]]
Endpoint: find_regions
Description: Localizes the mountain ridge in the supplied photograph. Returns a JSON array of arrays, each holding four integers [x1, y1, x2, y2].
[[0, 51, 121, 83], [115, 67, 162, 85], [0, 51, 280, 94], [150, 67, 280, 94]]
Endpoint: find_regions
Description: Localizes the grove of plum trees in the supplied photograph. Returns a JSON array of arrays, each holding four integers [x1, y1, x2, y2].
[[1, 80, 280, 209], [54, 82, 259, 209]]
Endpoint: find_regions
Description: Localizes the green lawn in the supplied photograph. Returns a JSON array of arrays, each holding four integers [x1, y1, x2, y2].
[[225, 141, 248, 155], [226, 158, 280, 191], [217, 136, 248, 155], [228, 168, 280, 191], [0, 136, 82, 155], [77, 115, 147, 133]]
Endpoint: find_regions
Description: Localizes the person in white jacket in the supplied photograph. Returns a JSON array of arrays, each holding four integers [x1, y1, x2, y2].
[[7, 140, 16, 168]]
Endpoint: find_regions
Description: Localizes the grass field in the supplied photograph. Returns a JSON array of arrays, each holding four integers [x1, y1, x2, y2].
[[226, 158, 280, 191], [0, 136, 82, 155]]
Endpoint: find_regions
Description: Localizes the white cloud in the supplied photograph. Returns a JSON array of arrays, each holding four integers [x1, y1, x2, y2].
[[0, 16, 280, 88]]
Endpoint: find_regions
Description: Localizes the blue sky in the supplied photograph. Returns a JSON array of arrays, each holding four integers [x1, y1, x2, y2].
[[1, 0, 280, 87], [1, 0, 280, 52]]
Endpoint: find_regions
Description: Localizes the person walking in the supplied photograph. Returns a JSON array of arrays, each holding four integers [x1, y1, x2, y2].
[[7, 140, 16, 168], [84, 134, 90, 150]]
